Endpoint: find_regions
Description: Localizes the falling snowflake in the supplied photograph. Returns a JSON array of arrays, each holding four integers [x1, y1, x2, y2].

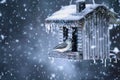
[[15, 39, 19, 43], [57, 66, 64, 70], [0, 12, 2, 17], [1, 34, 5, 40], [0, 0, 6, 4], [21, 17, 26, 20], [40, 23, 44, 27], [23, 4, 26, 7], [50, 73, 56, 80], [24, 8, 27, 11]]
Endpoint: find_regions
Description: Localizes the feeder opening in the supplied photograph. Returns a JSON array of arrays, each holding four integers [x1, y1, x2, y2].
[[63, 27, 68, 41], [72, 27, 78, 52]]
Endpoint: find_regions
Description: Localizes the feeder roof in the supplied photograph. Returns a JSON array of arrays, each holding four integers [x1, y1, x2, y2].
[[46, 4, 118, 23]]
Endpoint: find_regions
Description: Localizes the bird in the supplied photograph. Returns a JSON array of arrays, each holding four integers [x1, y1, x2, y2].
[[53, 38, 72, 53]]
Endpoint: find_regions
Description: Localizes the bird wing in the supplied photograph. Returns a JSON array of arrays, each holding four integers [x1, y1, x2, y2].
[[54, 42, 67, 49]]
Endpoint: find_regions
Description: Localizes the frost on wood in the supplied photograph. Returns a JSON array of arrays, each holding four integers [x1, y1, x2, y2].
[[83, 13, 110, 60]]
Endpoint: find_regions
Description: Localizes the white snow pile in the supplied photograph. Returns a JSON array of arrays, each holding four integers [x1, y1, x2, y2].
[[46, 4, 102, 21]]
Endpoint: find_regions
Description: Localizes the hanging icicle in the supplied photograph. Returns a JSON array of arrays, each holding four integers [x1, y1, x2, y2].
[[92, 0, 95, 5]]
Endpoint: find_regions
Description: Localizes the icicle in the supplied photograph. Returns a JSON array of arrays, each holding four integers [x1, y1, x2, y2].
[[56, 25, 59, 31], [69, 0, 73, 5], [101, 59, 104, 63], [92, 0, 95, 5], [50, 24, 53, 32], [45, 24, 51, 33], [114, 59, 117, 63], [58, 27, 63, 44], [93, 58, 96, 64], [104, 58, 107, 67], [68, 27, 72, 39], [77, 27, 83, 53], [110, 58, 112, 62], [83, 21, 87, 59]]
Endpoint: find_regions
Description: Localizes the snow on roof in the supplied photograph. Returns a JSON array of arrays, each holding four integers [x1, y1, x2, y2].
[[46, 4, 108, 21], [76, 0, 85, 2], [46, 5, 78, 21]]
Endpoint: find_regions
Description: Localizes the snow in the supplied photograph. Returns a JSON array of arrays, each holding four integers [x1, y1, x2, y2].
[[24, 8, 27, 11], [91, 45, 96, 49], [51, 73, 56, 78], [108, 25, 113, 30], [46, 4, 103, 21], [46, 5, 78, 20], [21, 17, 26, 20], [1, 34, 5, 40], [57, 66, 64, 70], [116, 18, 120, 24], [0, 0, 6, 4], [40, 23, 44, 27], [23, 4, 26, 7], [0, 12, 2, 17], [69, 0, 73, 5], [0, 0, 119, 80], [15, 39, 19, 43], [110, 8, 114, 12], [49, 57, 55, 64], [113, 47, 119, 54], [50, 73, 56, 80], [76, 0, 85, 2]]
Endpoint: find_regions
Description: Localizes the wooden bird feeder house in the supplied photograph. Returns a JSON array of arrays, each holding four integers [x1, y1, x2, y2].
[[45, 0, 119, 61]]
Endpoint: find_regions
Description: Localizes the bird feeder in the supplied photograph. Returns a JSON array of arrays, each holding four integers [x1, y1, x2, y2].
[[45, 0, 119, 60]]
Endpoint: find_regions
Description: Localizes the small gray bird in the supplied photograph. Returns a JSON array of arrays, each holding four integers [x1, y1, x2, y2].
[[53, 38, 72, 53]]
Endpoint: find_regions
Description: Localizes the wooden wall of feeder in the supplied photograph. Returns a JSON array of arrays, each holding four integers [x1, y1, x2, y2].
[[45, 1, 119, 61]]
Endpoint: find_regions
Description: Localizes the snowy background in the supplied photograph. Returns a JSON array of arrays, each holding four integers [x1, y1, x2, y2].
[[0, 0, 120, 80]]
